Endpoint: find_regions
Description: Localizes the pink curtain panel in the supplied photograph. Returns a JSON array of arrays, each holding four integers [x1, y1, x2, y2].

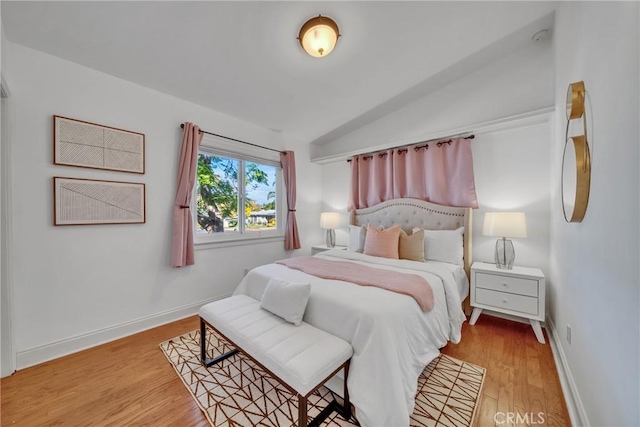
[[281, 151, 301, 250], [171, 122, 204, 267], [348, 138, 479, 210]]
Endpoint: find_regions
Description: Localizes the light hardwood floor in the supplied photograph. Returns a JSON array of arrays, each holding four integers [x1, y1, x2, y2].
[[1, 315, 570, 426], [442, 316, 570, 427]]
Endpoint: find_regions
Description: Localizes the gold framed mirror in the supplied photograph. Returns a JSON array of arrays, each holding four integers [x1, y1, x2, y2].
[[566, 81, 585, 120], [562, 81, 591, 223], [561, 136, 591, 222]]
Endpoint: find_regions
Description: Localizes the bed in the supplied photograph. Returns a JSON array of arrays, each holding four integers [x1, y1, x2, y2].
[[234, 198, 472, 426]]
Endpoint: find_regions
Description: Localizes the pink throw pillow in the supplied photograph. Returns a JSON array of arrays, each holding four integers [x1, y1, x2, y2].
[[363, 224, 401, 259]]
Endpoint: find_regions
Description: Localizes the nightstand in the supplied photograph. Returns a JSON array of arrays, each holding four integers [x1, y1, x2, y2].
[[469, 262, 546, 344], [311, 245, 347, 255]]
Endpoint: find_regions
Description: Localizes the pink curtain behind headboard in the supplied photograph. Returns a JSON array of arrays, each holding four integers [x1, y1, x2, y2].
[[171, 122, 204, 267], [348, 138, 479, 210]]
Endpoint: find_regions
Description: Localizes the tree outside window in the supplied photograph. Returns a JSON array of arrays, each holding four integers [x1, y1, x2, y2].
[[195, 153, 278, 235]]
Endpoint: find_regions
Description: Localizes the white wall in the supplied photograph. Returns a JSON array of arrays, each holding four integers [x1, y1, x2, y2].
[[471, 123, 551, 274], [3, 40, 322, 369], [319, 37, 555, 262], [0, 9, 16, 377], [312, 36, 554, 162], [0, 88, 11, 377], [0, 4, 12, 377], [549, 3, 639, 426], [321, 123, 553, 280], [320, 162, 351, 246], [0, 3, 3, 377]]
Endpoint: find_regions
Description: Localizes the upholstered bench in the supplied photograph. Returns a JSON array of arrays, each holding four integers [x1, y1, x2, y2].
[[199, 295, 353, 427]]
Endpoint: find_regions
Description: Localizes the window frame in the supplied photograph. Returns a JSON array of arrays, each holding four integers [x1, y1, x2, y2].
[[193, 144, 285, 248]]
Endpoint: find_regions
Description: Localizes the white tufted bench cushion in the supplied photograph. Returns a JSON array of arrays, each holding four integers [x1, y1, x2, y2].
[[199, 295, 353, 426]]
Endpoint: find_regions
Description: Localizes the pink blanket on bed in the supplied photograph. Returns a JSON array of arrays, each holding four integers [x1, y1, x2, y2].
[[276, 256, 434, 312]]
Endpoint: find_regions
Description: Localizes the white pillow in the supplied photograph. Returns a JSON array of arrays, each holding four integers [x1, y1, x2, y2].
[[260, 278, 311, 326], [348, 225, 367, 252], [422, 227, 464, 266]]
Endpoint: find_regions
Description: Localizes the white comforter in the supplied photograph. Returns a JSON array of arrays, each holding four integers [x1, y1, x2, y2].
[[233, 250, 466, 427]]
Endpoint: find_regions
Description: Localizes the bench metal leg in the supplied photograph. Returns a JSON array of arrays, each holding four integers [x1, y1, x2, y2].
[[307, 400, 342, 427], [298, 394, 308, 427], [200, 318, 239, 368], [342, 360, 352, 419], [307, 360, 353, 427]]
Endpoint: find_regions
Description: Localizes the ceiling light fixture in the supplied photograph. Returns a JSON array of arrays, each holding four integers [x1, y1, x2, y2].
[[298, 15, 340, 58]]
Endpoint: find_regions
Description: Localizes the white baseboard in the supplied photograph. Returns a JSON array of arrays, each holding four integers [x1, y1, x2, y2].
[[546, 316, 590, 426], [16, 294, 232, 370]]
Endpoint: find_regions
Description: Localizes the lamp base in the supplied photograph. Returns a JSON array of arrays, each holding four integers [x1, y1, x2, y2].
[[495, 238, 515, 269], [325, 229, 336, 248]]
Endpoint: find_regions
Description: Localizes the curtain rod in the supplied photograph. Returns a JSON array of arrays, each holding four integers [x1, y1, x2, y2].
[[180, 123, 284, 154], [346, 134, 475, 162]]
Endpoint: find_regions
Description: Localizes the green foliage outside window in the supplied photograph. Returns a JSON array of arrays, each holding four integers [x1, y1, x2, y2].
[[196, 154, 276, 233]]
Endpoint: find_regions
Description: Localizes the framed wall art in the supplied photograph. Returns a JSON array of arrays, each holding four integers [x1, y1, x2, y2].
[[53, 177, 146, 225], [53, 115, 145, 174]]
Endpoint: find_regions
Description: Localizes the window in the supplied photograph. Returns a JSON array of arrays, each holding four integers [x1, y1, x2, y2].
[[194, 147, 283, 244]]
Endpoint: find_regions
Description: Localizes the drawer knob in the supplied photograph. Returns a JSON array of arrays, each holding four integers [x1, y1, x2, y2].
[[502, 299, 507, 303], [502, 282, 508, 287]]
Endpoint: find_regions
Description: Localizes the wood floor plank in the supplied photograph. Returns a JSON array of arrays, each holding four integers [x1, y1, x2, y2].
[[528, 385, 547, 424], [512, 338, 529, 411], [2, 314, 570, 426], [526, 354, 544, 390], [1, 316, 205, 427], [496, 364, 515, 426], [537, 335, 570, 426], [473, 395, 498, 427], [444, 316, 570, 427]]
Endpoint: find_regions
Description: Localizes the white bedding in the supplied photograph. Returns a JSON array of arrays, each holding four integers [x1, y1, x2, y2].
[[424, 260, 470, 302], [234, 250, 466, 427]]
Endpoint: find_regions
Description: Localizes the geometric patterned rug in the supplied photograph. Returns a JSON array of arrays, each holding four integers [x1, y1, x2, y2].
[[160, 328, 485, 427]]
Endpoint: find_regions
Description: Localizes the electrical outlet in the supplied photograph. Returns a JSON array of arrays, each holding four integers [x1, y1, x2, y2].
[[566, 324, 572, 344]]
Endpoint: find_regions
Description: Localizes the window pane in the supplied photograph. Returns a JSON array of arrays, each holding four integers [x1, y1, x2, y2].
[[245, 162, 277, 232], [195, 154, 239, 234]]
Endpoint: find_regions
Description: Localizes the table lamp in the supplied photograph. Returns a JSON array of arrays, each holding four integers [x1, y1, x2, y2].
[[320, 212, 340, 248], [482, 212, 527, 269]]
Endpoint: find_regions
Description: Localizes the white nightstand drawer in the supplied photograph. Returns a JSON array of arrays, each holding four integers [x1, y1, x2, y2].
[[475, 272, 538, 297], [475, 288, 538, 316]]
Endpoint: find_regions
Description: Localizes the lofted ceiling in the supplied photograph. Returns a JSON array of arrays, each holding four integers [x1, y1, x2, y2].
[[1, 1, 557, 145]]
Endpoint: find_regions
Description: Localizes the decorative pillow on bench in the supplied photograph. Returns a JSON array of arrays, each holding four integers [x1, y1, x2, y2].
[[260, 278, 311, 326]]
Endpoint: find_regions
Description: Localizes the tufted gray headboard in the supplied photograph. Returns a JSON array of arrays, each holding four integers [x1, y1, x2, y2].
[[349, 198, 473, 280]]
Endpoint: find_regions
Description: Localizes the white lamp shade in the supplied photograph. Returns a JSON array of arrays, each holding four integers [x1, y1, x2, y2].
[[320, 212, 341, 229], [482, 212, 527, 238]]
